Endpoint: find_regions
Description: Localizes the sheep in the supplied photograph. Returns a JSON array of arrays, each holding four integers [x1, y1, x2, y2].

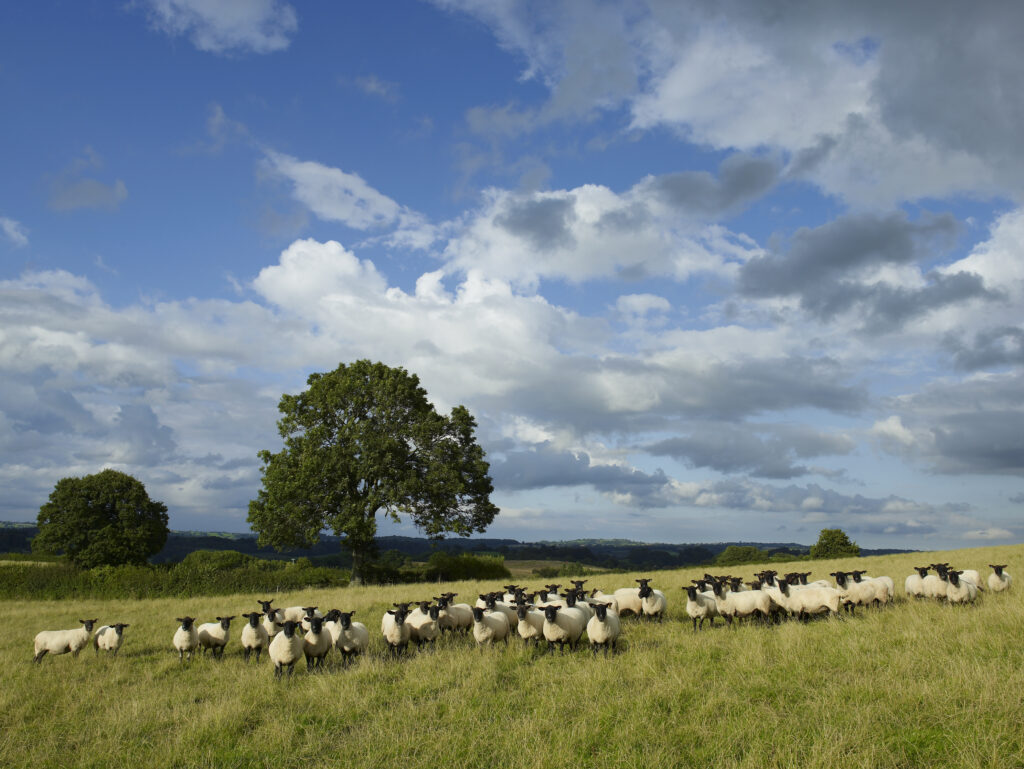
[[829, 571, 876, 613], [257, 600, 284, 638], [946, 570, 979, 604], [33, 618, 98, 663], [93, 623, 130, 656], [922, 567, 947, 600], [988, 564, 1012, 592], [240, 612, 269, 662], [299, 606, 324, 631], [612, 586, 643, 617], [849, 571, 894, 605], [479, 593, 518, 629], [586, 603, 620, 657], [776, 580, 841, 621], [303, 616, 332, 670], [637, 581, 667, 622], [514, 604, 545, 646], [905, 567, 929, 598], [710, 579, 771, 625], [959, 569, 984, 591], [333, 611, 369, 665], [541, 604, 586, 653], [172, 616, 200, 662], [435, 593, 473, 634], [588, 589, 620, 615], [406, 602, 442, 650], [471, 606, 510, 647], [382, 606, 412, 656], [562, 591, 594, 622], [268, 620, 304, 678], [197, 616, 235, 659], [683, 585, 719, 630]]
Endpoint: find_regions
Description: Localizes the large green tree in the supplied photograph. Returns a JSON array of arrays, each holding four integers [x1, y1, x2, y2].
[[33, 469, 169, 568], [247, 360, 499, 583], [809, 528, 861, 559]]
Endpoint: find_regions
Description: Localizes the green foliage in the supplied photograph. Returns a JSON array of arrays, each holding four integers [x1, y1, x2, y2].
[[32, 469, 169, 568], [532, 562, 605, 578], [248, 360, 499, 582], [715, 545, 770, 566], [810, 528, 861, 559], [422, 551, 511, 581]]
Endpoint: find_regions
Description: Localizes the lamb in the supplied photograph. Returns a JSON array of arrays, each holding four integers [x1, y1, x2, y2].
[[514, 604, 545, 646], [471, 606, 510, 647], [197, 616, 235, 659], [333, 611, 369, 665], [33, 618, 98, 663], [93, 623, 129, 656], [268, 620, 304, 678], [541, 604, 586, 653], [710, 579, 771, 625], [946, 570, 979, 604], [172, 616, 199, 662], [586, 603, 620, 657], [776, 580, 841, 620], [406, 602, 442, 650], [683, 585, 719, 630], [303, 616, 332, 670], [382, 606, 412, 656], [240, 612, 269, 662], [905, 567, 929, 598], [988, 564, 1012, 592], [257, 600, 283, 638], [637, 581, 667, 622]]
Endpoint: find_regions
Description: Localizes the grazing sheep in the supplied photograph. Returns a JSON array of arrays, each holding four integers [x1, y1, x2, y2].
[[683, 585, 719, 631], [541, 604, 585, 653], [172, 617, 200, 662], [269, 621, 304, 678], [988, 564, 1012, 592], [303, 616, 332, 670], [946, 570, 979, 604], [905, 567, 929, 598], [240, 612, 269, 662], [93, 623, 129, 656], [382, 606, 412, 656], [471, 606, 510, 647], [586, 603, 620, 657], [515, 604, 545, 646], [197, 616, 235, 659], [637, 581, 667, 622], [33, 618, 98, 663], [334, 611, 369, 665]]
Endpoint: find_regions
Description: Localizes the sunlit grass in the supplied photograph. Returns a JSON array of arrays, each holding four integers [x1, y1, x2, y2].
[[2, 544, 1021, 768]]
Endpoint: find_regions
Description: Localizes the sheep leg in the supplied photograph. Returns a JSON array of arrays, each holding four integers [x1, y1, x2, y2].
[[33, 650, 47, 663]]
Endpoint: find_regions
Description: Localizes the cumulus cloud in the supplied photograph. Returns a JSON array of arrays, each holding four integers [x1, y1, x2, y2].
[[0, 216, 28, 247], [138, 0, 298, 55]]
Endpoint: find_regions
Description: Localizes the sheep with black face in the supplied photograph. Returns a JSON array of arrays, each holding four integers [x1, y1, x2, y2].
[[34, 619, 98, 663]]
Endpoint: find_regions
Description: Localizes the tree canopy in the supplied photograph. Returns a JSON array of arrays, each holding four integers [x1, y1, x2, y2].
[[33, 469, 169, 568], [809, 528, 861, 559], [247, 360, 499, 583]]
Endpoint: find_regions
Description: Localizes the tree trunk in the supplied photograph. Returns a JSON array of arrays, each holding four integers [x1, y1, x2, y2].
[[350, 548, 366, 585]]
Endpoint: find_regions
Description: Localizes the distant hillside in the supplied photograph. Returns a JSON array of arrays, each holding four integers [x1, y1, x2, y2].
[[0, 521, 914, 569]]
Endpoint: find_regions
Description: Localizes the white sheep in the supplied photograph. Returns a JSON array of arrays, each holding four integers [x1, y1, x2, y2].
[[586, 603, 620, 656], [478, 593, 518, 629], [268, 620, 304, 678], [298, 606, 324, 632], [93, 623, 129, 656], [333, 611, 369, 665], [776, 580, 841, 620], [382, 606, 412, 656], [172, 616, 200, 662], [197, 616, 235, 659], [514, 604, 545, 646], [946, 570, 979, 604], [683, 585, 719, 630], [436, 593, 473, 633], [922, 571, 947, 600], [257, 600, 283, 638], [960, 570, 984, 591], [905, 567, 929, 598], [240, 612, 269, 662], [406, 602, 442, 650], [988, 564, 1012, 592], [710, 580, 771, 625], [541, 604, 586, 653], [303, 616, 332, 670], [471, 606, 510, 647], [829, 571, 877, 613], [33, 618, 98, 663], [612, 587, 642, 617], [637, 581, 667, 621], [849, 571, 894, 604], [588, 589, 620, 615]]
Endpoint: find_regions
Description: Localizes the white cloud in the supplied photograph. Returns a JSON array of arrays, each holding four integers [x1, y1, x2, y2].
[[0, 216, 28, 247], [962, 527, 1014, 541], [139, 0, 298, 55], [870, 415, 916, 447]]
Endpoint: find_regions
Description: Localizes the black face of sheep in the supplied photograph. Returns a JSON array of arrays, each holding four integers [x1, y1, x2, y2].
[[593, 603, 611, 621], [307, 616, 324, 634], [386, 607, 409, 624], [338, 612, 355, 629], [829, 572, 848, 588], [243, 612, 262, 628], [545, 584, 561, 594], [542, 605, 561, 623], [428, 605, 441, 620], [302, 607, 318, 619], [948, 570, 963, 587], [711, 580, 727, 599], [176, 617, 196, 630], [515, 605, 532, 620], [571, 580, 587, 589], [280, 621, 300, 638], [112, 623, 129, 635], [990, 564, 1006, 575], [684, 585, 698, 600], [471, 606, 487, 622], [79, 618, 98, 632], [257, 600, 274, 614], [915, 567, 930, 578], [638, 583, 653, 599], [216, 616, 235, 630]]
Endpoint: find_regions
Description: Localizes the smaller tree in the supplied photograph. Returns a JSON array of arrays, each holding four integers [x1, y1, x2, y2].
[[809, 528, 860, 559], [33, 469, 169, 568]]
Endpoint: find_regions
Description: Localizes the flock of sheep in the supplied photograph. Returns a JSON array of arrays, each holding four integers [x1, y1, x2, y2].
[[31, 562, 1012, 675]]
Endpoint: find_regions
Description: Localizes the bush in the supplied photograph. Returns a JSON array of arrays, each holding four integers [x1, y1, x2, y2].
[[422, 552, 511, 582]]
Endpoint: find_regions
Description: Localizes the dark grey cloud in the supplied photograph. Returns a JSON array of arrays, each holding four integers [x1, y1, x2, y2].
[[945, 326, 1024, 371], [643, 153, 781, 218], [495, 196, 577, 251], [647, 422, 855, 479], [1009, 493, 1024, 504]]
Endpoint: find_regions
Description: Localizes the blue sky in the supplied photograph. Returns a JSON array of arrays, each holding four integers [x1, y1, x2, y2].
[[3, 1, 1024, 549]]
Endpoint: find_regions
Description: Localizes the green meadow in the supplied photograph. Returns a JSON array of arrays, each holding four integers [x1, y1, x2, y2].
[[2, 544, 1021, 769]]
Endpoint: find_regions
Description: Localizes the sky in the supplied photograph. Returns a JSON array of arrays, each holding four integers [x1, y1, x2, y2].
[[2, 1, 1023, 549]]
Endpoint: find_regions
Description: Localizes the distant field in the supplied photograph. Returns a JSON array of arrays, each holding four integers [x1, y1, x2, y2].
[[503, 559, 610, 577], [2, 544, 1022, 769]]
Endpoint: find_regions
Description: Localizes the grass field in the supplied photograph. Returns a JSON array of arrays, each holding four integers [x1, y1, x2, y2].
[[2, 544, 1022, 769]]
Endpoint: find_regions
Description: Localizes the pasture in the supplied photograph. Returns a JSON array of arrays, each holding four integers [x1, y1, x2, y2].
[[2, 544, 1022, 769]]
